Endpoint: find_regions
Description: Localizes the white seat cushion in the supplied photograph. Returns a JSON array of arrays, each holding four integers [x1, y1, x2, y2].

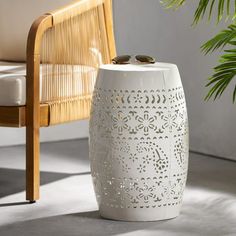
[[0, 61, 97, 106], [0, 62, 26, 106]]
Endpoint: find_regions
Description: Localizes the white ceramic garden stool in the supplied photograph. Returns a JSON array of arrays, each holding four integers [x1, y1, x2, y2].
[[89, 63, 189, 221]]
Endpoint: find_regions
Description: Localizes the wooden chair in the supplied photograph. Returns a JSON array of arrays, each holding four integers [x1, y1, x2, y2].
[[0, 0, 116, 202]]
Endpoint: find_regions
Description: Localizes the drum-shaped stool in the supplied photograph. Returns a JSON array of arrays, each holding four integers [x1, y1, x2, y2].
[[89, 63, 189, 221]]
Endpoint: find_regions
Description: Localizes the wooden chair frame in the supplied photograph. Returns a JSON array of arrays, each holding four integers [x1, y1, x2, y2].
[[0, 0, 116, 202]]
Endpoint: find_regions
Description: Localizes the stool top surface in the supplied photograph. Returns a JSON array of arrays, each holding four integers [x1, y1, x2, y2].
[[100, 62, 177, 72]]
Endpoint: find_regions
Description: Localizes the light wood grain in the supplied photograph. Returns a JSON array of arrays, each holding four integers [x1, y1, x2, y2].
[[104, 0, 116, 60], [26, 14, 53, 201]]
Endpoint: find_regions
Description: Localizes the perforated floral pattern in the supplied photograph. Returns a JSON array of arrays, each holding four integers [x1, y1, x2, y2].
[[89, 86, 189, 209]]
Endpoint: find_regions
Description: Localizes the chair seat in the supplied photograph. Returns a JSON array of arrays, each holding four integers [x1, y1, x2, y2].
[[0, 61, 26, 106], [0, 61, 97, 106]]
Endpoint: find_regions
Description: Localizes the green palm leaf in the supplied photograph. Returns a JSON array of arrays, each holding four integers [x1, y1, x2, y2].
[[205, 48, 236, 102], [201, 25, 236, 101], [161, 0, 236, 23], [161, 0, 236, 102], [201, 24, 236, 54], [161, 0, 186, 9]]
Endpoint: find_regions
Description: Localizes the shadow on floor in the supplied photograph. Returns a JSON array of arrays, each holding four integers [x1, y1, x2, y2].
[[0, 201, 30, 207], [0, 211, 158, 236], [0, 203, 235, 236], [0, 167, 90, 201], [41, 139, 89, 163]]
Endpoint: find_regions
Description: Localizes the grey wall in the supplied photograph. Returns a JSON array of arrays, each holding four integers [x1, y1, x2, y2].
[[1, 0, 236, 160]]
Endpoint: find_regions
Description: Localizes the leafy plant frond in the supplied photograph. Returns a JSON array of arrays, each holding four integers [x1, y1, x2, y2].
[[205, 48, 236, 102], [201, 24, 236, 54], [161, 0, 236, 102], [161, 0, 186, 9], [161, 0, 236, 24]]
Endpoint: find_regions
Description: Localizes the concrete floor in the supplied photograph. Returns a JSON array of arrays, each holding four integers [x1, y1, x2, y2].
[[0, 139, 236, 236]]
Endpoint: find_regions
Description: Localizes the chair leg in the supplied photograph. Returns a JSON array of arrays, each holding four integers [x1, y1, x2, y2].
[[26, 124, 40, 202]]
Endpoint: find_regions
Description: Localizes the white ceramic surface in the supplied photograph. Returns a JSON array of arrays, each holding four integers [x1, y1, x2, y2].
[[89, 63, 189, 221]]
